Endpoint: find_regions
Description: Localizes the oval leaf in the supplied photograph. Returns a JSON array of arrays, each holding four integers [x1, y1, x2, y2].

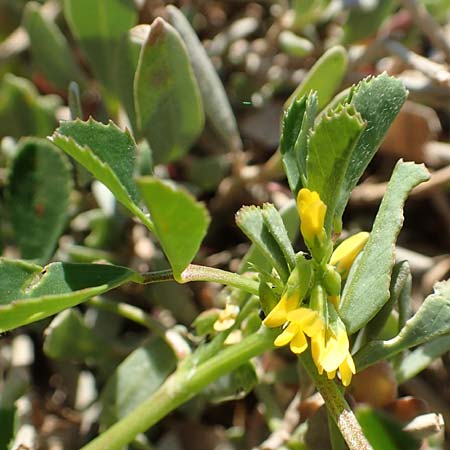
[[355, 280, 450, 371], [0, 258, 141, 332], [100, 338, 176, 426], [50, 118, 154, 231], [8, 138, 72, 264], [340, 161, 430, 334], [285, 46, 348, 110], [137, 177, 210, 279], [134, 18, 204, 164], [167, 5, 242, 151], [335, 73, 408, 221], [23, 2, 85, 90], [63, 0, 137, 93]]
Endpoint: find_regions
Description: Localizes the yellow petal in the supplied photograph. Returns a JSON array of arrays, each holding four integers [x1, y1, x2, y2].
[[290, 330, 308, 354], [263, 295, 290, 328], [274, 323, 300, 347], [326, 370, 336, 380], [297, 188, 326, 243], [286, 308, 323, 338], [311, 329, 325, 374], [339, 354, 356, 387], [330, 232, 370, 277], [320, 330, 349, 373], [287, 307, 317, 324]]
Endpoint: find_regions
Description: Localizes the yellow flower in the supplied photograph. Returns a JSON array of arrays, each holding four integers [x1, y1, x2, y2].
[[273, 308, 323, 355], [330, 231, 370, 278], [297, 188, 326, 243], [318, 327, 356, 387], [263, 292, 298, 328]]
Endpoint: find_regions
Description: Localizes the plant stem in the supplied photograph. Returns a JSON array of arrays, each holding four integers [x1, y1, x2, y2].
[[86, 297, 166, 335], [80, 327, 277, 450], [300, 351, 373, 450], [141, 264, 260, 295]]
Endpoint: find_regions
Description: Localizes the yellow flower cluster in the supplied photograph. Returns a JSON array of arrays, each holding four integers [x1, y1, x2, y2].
[[263, 188, 370, 386]]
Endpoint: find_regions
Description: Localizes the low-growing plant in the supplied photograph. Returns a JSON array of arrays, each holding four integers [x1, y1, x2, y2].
[[1, 1, 449, 450]]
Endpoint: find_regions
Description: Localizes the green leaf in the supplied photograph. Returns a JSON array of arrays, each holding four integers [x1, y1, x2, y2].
[[137, 177, 210, 279], [23, 2, 85, 90], [0, 74, 59, 139], [278, 30, 314, 58], [236, 205, 290, 281], [396, 334, 450, 383], [63, 0, 137, 93], [50, 118, 153, 231], [8, 138, 72, 264], [239, 200, 299, 274], [295, 92, 318, 187], [0, 259, 140, 332], [43, 309, 113, 361], [134, 18, 204, 164], [100, 338, 176, 427], [354, 280, 450, 371], [306, 103, 365, 233], [342, 0, 395, 45], [280, 91, 318, 194], [293, 0, 331, 28], [186, 155, 231, 192], [202, 362, 257, 404], [366, 261, 411, 339], [356, 407, 420, 450], [167, 5, 242, 151], [335, 74, 408, 221], [340, 161, 429, 333], [280, 95, 307, 193], [262, 203, 296, 270], [285, 46, 347, 110], [115, 25, 149, 131]]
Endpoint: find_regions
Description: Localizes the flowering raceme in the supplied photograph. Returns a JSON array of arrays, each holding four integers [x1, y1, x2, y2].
[[264, 188, 369, 386]]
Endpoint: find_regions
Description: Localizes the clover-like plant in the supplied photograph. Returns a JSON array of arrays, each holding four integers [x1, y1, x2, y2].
[[1, 3, 450, 450]]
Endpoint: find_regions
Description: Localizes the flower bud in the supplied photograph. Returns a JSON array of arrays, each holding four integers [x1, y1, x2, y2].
[[297, 188, 326, 244], [330, 231, 369, 278]]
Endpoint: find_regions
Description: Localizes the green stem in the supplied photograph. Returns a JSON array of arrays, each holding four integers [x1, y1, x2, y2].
[[86, 297, 166, 335], [300, 351, 373, 450], [80, 327, 277, 450], [141, 264, 259, 295]]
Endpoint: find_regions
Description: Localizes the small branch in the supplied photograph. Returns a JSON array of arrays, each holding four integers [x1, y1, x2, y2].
[[86, 297, 166, 335], [80, 327, 278, 450], [255, 392, 301, 450], [140, 264, 260, 295], [384, 39, 450, 87], [350, 164, 450, 205], [403, 413, 444, 439], [180, 264, 260, 295], [398, 0, 450, 63], [300, 351, 373, 450], [86, 297, 192, 359]]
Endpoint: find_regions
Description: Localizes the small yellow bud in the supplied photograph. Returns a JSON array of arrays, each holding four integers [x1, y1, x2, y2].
[[297, 188, 326, 244], [330, 231, 370, 278]]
